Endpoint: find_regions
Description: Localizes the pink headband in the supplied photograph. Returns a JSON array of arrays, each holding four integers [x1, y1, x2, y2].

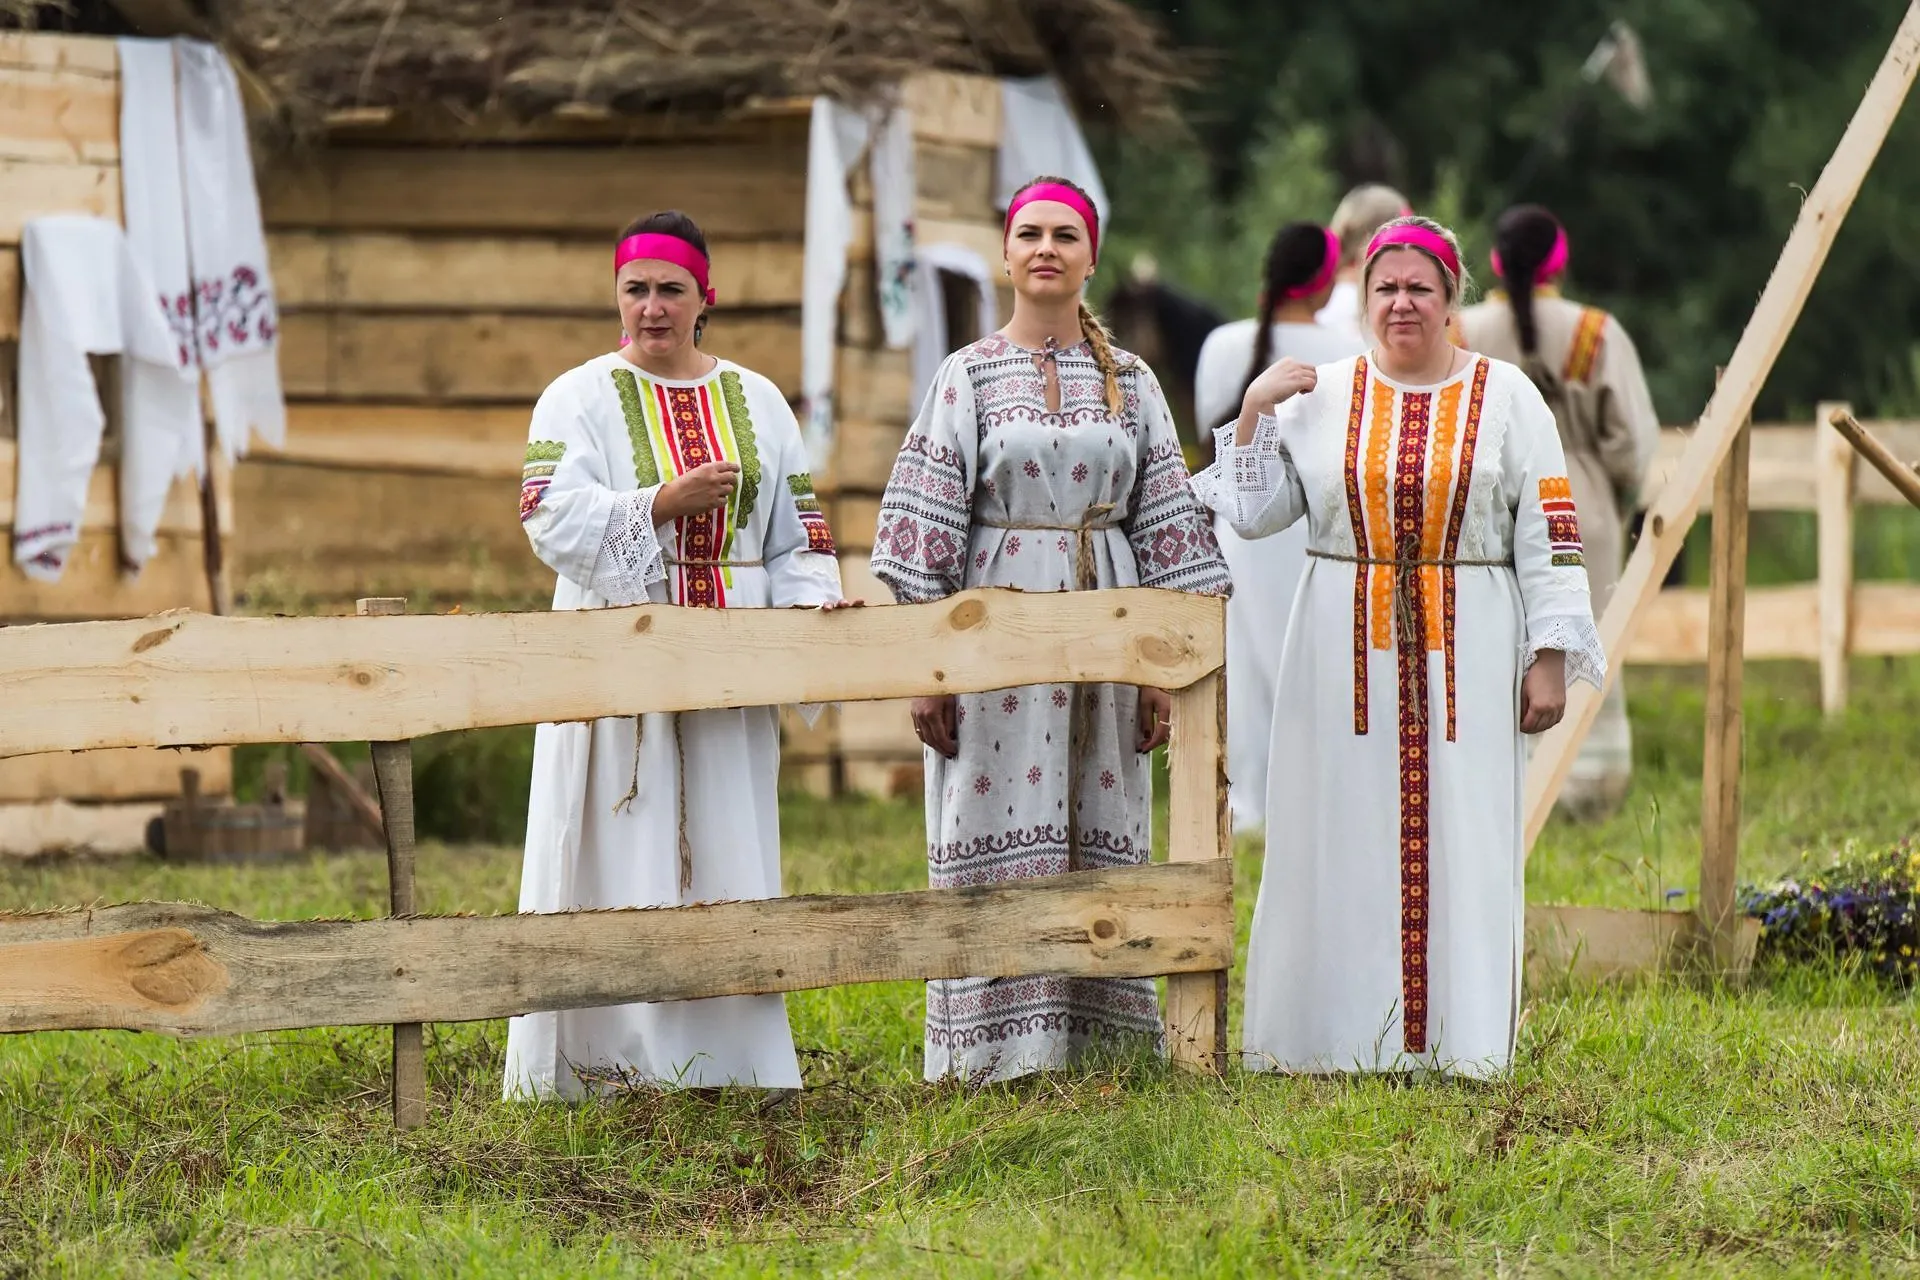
[[1490, 226, 1569, 285], [1005, 182, 1100, 263], [614, 233, 716, 306], [1282, 228, 1341, 300], [1365, 224, 1461, 282]]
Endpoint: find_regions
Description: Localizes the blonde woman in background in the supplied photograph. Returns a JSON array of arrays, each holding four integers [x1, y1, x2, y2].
[[1316, 183, 1413, 328]]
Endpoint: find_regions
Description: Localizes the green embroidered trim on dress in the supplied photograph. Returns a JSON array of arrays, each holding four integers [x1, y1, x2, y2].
[[720, 370, 760, 523], [787, 472, 815, 497], [610, 368, 661, 488], [1551, 552, 1585, 568], [525, 440, 566, 464], [522, 463, 557, 479]]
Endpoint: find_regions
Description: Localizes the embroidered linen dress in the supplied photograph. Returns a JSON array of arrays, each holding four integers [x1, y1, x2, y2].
[[1201, 352, 1604, 1078], [1193, 318, 1368, 832], [1461, 295, 1660, 818], [871, 334, 1231, 1083], [504, 352, 842, 1099]]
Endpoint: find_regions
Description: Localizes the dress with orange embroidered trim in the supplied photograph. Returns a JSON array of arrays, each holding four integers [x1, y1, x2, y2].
[[504, 352, 844, 1100], [1193, 351, 1604, 1078]]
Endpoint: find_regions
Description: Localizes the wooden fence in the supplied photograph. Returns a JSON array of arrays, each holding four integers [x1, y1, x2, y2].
[[0, 589, 1234, 1122], [1631, 410, 1920, 712]]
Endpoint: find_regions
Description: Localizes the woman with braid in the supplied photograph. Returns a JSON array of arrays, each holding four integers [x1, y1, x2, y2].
[[1460, 205, 1659, 819], [1194, 222, 1365, 831], [871, 175, 1230, 1082]]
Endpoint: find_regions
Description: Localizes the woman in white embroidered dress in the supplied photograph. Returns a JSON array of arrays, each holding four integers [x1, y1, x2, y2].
[[871, 176, 1231, 1083], [1459, 205, 1661, 820], [1195, 221, 1367, 832], [504, 211, 849, 1099], [1202, 216, 1605, 1077]]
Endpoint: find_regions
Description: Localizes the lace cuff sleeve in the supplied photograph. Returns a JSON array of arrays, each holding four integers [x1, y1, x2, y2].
[[1210, 414, 1288, 532], [1526, 612, 1607, 692], [588, 486, 666, 605]]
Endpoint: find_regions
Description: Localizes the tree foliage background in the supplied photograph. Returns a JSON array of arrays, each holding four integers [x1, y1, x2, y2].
[[1095, 0, 1920, 425]]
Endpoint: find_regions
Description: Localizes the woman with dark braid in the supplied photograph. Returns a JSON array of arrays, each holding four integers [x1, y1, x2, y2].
[[1460, 205, 1659, 819], [871, 175, 1230, 1082], [1194, 222, 1365, 831]]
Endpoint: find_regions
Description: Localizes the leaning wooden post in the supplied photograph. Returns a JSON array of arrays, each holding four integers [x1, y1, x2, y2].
[[1699, 401, 1750, 972], [1814, 401, 1856, 717], [1165, 669, 1229, 1073], [1829, 406, 1920, 510], [358, 595, 425, 1128]]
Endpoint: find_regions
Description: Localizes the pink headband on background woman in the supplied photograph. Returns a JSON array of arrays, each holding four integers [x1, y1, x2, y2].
[[614, 233, 717, 305], [1489, 225, 1569, 285], [1282, 228, 1341, 300], [1004, 182, 1100, 262], [1364, 224, 1462, 282]]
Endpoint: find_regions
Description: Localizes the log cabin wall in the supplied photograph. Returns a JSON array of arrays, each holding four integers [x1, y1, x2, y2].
[[0, 32, 230, 802]]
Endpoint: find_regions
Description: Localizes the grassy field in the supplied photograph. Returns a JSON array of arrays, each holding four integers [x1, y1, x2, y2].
[[2, 658, 1918, 1276]]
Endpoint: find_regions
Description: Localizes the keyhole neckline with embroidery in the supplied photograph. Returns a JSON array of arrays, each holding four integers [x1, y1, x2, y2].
[[1002, 333, 1091, 360]]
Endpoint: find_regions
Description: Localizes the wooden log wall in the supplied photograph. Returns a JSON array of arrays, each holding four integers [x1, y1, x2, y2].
[[788, 72, 1013, 798], [0, 34, 229, 802]]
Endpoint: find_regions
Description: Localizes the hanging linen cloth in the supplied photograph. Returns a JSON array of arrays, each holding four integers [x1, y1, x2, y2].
[[909, 241, 997, 413], [798, 97, 870, 469], [868, 103, 918, 350], [994, 78, 1109, 221], [11, 216, 201, 579], [118, 36, 285, 462]]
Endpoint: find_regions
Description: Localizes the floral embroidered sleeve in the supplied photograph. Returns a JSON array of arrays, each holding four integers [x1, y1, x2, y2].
[[870, 354, 978, 603], [520, 372, 665, 605], [1124, 364, 1231, 594], [758, 380, 845, 609], [1508, 378, 1607, 691]]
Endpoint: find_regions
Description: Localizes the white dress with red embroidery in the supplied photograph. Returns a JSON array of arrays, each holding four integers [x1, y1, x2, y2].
[[504, 352, 843, 1099], [871, 334, 1230, 1082], [1200, 352, 1603, 1078]]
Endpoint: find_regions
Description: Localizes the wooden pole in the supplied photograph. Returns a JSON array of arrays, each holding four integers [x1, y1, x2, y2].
[[1165, 670, 1229, 1073], [1830, 407, 1920, 511], [1524, 3, 1920, 848], [198, 422, 232, 617], [1699, 397, 1750, 971], [1815, 402, 1856, 716], [358, 596, 425, 1129]]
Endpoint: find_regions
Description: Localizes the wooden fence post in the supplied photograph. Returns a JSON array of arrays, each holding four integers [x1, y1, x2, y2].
[[1815, 401, 1856, 717], [1699, 407, 1750, 971], [357, 596, 425, 1128], [1165, 670, 1228, 1073]]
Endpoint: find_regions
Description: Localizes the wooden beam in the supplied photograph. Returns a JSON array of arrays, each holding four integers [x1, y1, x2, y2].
[[1815, 402, 1856, 715], [0, 441, 218, 535], [0, 861, 1234, 1036], [0, 33, 121, 78], [1164, 671, 1229, 1073], [1524, 905, 1758, 982], [1524, 3, 1920, 847], [0, 64, 118, 167], [1643, 421, 1920, 512], [1698, 410, 1749, 967], [0, 530, 209, 620], [902, 73, 1003, 148], [1831, 406, 1920, 510], [0, 158, 119, 241], [1625, 581, 1920, 665], [0, 746, 230, 804], [0, 589, 1225, 757]]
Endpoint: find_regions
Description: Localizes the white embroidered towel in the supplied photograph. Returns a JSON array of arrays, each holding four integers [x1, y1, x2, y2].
[[13, 216, 201, 579], [799, 97, 870, 470], [995, 77, 1110, 223], [910, 241, 998, 413], [868, 103, 918, 351], [176, 39, 285, 457]]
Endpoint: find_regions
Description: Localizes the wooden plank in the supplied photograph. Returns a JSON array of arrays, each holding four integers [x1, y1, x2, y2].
[[1165, 671, 1229, 1073], [1699, 414, 1748, 966], [1626, 582, 1920, 664], [830, 494, 883, 552], [1525, 2, 1920, 848], [1644, 422, 1920, 511], [316, 100, 813, 147], [0, 746, 228, 804], [1524, 905, 1758, 981], [260, 142, 808, 239], [836, 348, 914, 426], [0, 158, 119, 241], [825, 418, 908, 494], [0, 33, 120, 78], [916, 143, 995, 223], [0, 65, 118, 165], [282, 401, 531, 445], [1832, 407, 1920, 510], [1815, 402, 1856, 715], [915, 217, 1006, 272], [0, 441, 214, 535], [903, 73, 1002, 148], [0, 589, 1226, 757], [0, 245, 16, 342], [0, 530, 209, 620], [278, 311, 800, 402], [269, 232, 805, 312], [0, 861, 1234, 1036]]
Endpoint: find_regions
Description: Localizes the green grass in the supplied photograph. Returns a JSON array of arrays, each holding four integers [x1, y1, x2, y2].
[[3, 660, 1919, 1276]]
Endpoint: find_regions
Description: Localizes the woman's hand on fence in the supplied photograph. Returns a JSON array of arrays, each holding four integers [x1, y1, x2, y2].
[[654, 461, 741, 525], [1136, 687, 1172, 752], [1520, 651, 1567, 734], [818, 598, 866, 611], [912, 695, 959, 758]]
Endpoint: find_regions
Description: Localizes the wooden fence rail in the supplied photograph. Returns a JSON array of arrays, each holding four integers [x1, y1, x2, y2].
[[0, 588, 1234, 1124], [1629, 412, 1920, 709]]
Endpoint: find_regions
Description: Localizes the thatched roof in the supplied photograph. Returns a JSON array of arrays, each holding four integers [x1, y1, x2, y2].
[[181, 0, 1186, 137]]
